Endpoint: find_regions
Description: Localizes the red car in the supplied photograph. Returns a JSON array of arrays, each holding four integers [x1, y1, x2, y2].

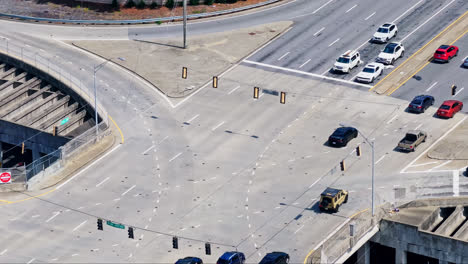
[[436, 100, 463, 118], [433, 45, 459, 63]]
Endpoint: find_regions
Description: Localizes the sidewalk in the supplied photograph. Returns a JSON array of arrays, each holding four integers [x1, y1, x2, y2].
[[71, 21, 292, 98]]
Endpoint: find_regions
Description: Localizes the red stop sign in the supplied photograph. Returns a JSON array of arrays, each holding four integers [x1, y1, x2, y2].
[[0, 172, 11, 183]]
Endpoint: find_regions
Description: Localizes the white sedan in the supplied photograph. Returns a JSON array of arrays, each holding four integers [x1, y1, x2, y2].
[[356, 63, 384, 83]]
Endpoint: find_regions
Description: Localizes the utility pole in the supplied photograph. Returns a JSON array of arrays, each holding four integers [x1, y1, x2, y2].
[[183, 0, 187, 49]]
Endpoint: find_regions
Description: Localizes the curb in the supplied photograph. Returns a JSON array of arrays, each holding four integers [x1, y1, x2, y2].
[[0, 0, 283, 25]]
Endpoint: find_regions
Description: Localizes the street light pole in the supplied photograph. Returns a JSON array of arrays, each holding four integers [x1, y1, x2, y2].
[[93, 64, 98, 138], [183, 0, 187, 49], [371, 141, 375, 216], [340, 123, 375, 216]]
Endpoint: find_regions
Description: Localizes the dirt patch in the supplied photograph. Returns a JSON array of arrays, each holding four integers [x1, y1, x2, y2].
[[0, 0, 273, 20]]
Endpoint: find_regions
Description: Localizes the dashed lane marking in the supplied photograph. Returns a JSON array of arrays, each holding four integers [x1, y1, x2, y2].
[[95, 177, 110, 187], [45, 212, 60, 223], [73, 220, 88, 232], [313, 28, 325, 37], [365, 12, 376, 20], [121, 185, 136, 196], [169, 152, 182, 162], [425, 82, 438, 92], [277, 52, 290, 61], [346, 4, 357, 13], [328, 38, 340, 47]]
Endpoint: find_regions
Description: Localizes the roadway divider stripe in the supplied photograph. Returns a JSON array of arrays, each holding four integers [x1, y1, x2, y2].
[[370, 10, 468, 93], [109, 114, 124, 144], [242, 60, 372, 88]]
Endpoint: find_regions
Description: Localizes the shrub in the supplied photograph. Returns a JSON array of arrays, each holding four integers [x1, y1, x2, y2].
[[204, 0, 214, 4], [111, 0, 120, 9], [124, 0, 136, 8], [226, 0, 237, 3], [165, 0, 175, 8], [149, 1, 159, 9], [190, 0, 200, 5], [136, 0, 146, 9]]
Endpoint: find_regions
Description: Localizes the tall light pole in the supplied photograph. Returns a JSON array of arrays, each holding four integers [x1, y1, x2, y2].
[[183, 0, 187, 49], [340, 123, 375, 216], [93, 57, 125, 137]]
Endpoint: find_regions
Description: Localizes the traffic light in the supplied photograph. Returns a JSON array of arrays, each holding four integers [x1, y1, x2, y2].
[[97, 218, 103, 230], [128, 227, 134, 239], [340, 160, 345, 171], [356, 145, 361, 157], [452, 85, 457, 96], [253, 87, 260, 99], [280, 92, 286, 104], [182, 67, 188, 79], [212, 76, 218, 88], [172, 236, 178, 249], [205, 242, 211, 255]]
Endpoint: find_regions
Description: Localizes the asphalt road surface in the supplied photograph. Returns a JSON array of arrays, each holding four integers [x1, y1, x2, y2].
[[0, 0, 467, 263]]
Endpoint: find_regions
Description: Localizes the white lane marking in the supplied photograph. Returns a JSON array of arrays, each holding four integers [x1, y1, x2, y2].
[[454, 87, 464, 97], [322, 68, 331, 75], [72, 254, 79, 257], [46, 212, 60, 223], [313, 27, 325, 36], [453, 170, 459, 196], [294, 225, 305, 234], [228, 85, 240, 94], [56, 145, 121, 189], [27, 258, 35, 264], [186, 114, 199, 123], [259, 92, 265, 98], [299, 59, 312, 68], [375, 155, 386, 164], [95, 177, 110, 187], [401, 0, 456, 42], [0, 36, 10, 40], [211, 121, 225, 131], [31, 215, 40, 218], [414, 123, 423, 130], [399, 116, 467, 173], [169, 152, 182, 162], [159, 135, 169, 144], [425, 82, 438, 92], [92, 248, 99, 252], [409, 161, 439, 168], [392, 0, 424, 23], [141, 145, 155, 155], [346, 4, 357, 13], [430, 160, 452, 171], [73, 220, 88, 232], [121, 185, 136, 196], [113, 198, 121, 201], [0, 249, 7, 256], [112, 244, 119, 247], [328, 38, 340, 47], [313, 0, 334, 14], [277, 52, 290, 61], [365, 12, 376, 20], [386, 114, 398, 124], [243, 60, 372, 88]]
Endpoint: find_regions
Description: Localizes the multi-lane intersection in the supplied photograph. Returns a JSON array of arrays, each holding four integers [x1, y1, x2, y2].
[[0, 0, 467, 263]]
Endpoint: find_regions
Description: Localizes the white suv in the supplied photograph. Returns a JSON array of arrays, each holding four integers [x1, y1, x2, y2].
[[333, 50, 361, 73], [376, 42, 405, 65], [356, 63, 384, 83], [372, 23, 398, 43]]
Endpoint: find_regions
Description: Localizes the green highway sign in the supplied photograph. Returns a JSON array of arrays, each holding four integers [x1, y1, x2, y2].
[[106, 220, 125, 229], [60, 117, 69, 126]]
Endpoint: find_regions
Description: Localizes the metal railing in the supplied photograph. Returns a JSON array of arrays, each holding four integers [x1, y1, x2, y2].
[[0, 0, 281, 24], [0, 39, 110, 182]]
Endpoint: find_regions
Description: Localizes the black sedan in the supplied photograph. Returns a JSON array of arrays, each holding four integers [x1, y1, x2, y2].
[[408, 95, 434, 113], [175, 257, 203, 264], [259, 252, 290, 264], [328, 127, 358, 147], [463, 57, 468, 68]]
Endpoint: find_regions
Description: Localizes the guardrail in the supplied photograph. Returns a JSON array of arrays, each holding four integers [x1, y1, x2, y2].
[[0, 0, 281, 24]]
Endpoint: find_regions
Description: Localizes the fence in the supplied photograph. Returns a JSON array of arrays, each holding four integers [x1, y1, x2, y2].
[[0, 39, 111, 183]]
